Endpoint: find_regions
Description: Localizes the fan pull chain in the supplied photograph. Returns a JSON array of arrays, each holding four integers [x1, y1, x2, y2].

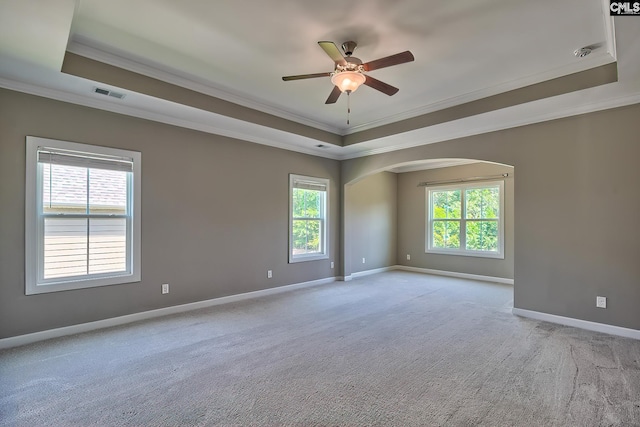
[[347, 91, 351, 125]]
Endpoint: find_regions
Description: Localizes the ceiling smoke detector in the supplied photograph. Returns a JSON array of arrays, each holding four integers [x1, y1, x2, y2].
[[574, 47, 592, 58]]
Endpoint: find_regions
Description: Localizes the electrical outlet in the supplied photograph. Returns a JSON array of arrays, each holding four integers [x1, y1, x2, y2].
[[406, 254, 411, 260], [267, 270, 272, 279], [161, 284, 169, 294], [362, 258, 366, 264], [596, 296, 606, 308], [330, 261, 334, 269]]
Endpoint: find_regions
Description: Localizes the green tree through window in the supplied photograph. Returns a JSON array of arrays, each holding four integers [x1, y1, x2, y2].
[[465, 187, 499, 251], [427, 181, 503, 257], [290, 175, 328, 262], [292, 188, 322, 254], [431, 190, 461, 249]]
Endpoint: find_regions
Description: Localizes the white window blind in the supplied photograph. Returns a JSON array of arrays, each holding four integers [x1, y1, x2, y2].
[[292, 177, 328, 192], [37, 147, 133, 172], [26, 136, 141, 295]]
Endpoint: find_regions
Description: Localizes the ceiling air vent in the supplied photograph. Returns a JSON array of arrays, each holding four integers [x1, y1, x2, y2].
[[93, 87, 126, 100]]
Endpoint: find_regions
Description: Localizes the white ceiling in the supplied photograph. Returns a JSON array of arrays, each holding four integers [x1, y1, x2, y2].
[[1, 0, 639, 160]]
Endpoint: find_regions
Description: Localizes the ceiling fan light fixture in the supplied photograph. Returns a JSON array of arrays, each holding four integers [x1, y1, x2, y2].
[[331, 70, 366, 93]]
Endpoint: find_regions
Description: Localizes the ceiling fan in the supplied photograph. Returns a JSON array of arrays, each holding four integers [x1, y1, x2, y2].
[[282, 41, 415, 104]]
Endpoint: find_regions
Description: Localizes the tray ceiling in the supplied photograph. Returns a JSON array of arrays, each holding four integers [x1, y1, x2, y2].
[[1, 0, 639, 160]]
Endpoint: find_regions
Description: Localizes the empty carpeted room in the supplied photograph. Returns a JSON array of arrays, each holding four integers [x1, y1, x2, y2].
[[1, 1, 640, 426]]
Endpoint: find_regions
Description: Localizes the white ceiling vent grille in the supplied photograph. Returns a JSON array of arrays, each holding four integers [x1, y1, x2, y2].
[[93, 87, 126, 100]]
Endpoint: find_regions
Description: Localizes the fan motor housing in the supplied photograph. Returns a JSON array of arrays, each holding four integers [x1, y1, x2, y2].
[[335, 60, 364, 74]]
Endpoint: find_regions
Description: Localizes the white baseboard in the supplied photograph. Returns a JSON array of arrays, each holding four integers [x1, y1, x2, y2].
[[342, 265, 513, 285], [0, 277, 338, 350], [351, 266, 396, 279], [10, 272, 634, 349], [395, 265, 514, 285], [513, 308, 640, 340]]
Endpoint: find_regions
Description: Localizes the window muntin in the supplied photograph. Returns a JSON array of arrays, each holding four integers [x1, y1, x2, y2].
[[26, 137, 141, 294], [289, 174, 329, 263], [427, 181, 504, 258]]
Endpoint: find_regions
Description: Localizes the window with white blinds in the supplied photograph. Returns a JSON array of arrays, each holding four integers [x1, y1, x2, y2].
[[289, 174, 329, 263], [25, 137, 141, 294]]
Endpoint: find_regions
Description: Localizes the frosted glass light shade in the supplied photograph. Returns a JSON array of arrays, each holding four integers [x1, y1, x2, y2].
[[331, 71, 366, 93]]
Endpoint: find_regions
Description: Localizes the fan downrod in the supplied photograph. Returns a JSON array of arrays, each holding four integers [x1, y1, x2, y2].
[[341, 41, 358, 57]]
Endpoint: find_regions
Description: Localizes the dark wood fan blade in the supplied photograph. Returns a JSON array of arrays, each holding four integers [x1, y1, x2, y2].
[[325, 86, 342, 104], [282, 72, 331, 81], [364, 75, 399, 96], [318, 41, 347, 65], [362, 51, 414, 72]]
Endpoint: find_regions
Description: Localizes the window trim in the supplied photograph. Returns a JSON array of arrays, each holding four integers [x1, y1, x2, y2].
[[25, 136, 142, 295], [425, 180, 504, 259], [288, 174, 329, 263]]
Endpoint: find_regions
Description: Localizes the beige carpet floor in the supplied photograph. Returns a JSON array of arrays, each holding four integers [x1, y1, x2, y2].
[[1, 271, 639, 426]]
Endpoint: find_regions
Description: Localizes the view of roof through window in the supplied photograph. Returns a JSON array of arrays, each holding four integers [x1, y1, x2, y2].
[[42, 164, 128, 279], [42, 164, 127, 214]]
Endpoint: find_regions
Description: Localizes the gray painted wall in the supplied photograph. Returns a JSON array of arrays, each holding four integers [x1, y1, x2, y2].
[[397, 163, 514, 279], [62, 53, 342, 146], [2, 86, 640, 338], [0, 88, 340, 339], [342, 103, 640, 330], [346, 172, 397, 274]]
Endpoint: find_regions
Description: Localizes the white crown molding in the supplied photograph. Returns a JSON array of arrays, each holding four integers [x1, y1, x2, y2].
[[345, 53, 616, 135], [67, 38, 342, 135], [0, 77, 341, 161], [347, 5, 619, 134], [601, 0, 617, 60], [68, 30, 617, 139], [337, 90, 640, 161], [4, 71, 639, 164], [0, 277, 338, 350], [513, 308, 640, 340]]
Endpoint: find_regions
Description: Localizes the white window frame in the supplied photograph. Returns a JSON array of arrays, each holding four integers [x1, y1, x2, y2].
[[25, 136, 142, 295], [426, 180, 504, 259], [289, 174, 329, 263]]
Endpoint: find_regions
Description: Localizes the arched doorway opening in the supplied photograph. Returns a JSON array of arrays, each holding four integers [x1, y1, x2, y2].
[[342, 158, 514, 292]]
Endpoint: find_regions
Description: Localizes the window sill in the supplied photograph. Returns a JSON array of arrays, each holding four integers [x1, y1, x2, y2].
[[289, 254, 329, 263], [425, 249, 505, 260], [26, 272, 141, 295]]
